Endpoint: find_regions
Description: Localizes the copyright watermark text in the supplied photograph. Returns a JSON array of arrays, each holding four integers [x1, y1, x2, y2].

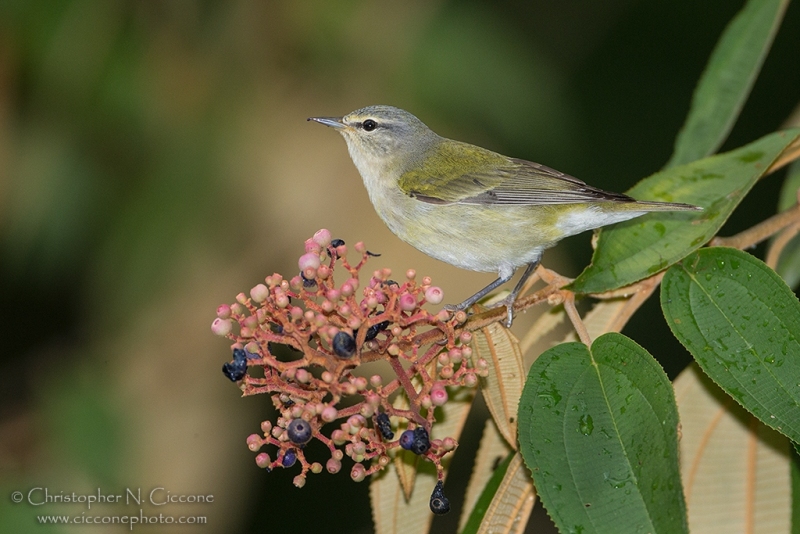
[[10, 487, 213, 530]]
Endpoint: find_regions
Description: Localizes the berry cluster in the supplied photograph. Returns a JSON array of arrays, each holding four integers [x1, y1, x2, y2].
[[211, 229, 489, 514]]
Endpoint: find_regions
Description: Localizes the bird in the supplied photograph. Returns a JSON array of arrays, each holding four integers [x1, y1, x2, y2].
[[309, 105, 700, 326]]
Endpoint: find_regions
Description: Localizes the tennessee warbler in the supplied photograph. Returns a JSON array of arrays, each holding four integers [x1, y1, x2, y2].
[[309, 105, 700, 326]]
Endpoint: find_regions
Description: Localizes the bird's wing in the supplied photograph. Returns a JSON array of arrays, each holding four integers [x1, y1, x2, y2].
[[398, 142, 634, 206]]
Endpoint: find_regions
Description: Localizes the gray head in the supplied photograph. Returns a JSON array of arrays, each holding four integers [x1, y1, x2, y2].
[[308, 106, 441, 177]]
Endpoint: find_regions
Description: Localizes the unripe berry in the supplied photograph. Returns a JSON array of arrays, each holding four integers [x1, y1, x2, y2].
[[298, 252, 321, 272], [424, 286, 444, 305], [325, 458, 342, 475], [464, 373, 478, 388], [351, 463, 366, 482], [250, 283, 269, 302], [211, 318, 232, 337], [313, 228, 332, 248], [321, 406, 338, 422], [399, 293, 417, 311], [255, 453, 271, 469], [246, 434, 262, 451], [430, 384, 448, 407]]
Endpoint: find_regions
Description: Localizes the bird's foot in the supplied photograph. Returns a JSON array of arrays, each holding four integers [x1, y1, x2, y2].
[[488, 294, 516, 328], [443, 302, 470, 313]]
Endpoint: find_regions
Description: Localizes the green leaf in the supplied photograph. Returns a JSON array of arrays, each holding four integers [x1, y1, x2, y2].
[[661, 247, 800, 442], [461, 452, 513, 534], [666, 0, 788, 168], [776, 159, 800, 289], [517, 333, 686, 534], [571, 128, 800, 294]]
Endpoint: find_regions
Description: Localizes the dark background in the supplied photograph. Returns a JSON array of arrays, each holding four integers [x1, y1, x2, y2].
[[1, 1, 798, 532]]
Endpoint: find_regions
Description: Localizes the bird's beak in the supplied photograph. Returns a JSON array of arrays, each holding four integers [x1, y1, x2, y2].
[[307, 116, 346, 129]]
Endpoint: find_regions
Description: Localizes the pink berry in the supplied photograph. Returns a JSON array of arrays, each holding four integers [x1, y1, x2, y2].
[[351, 464, 366, 482], [211, 318, 232, 336], [298, 252, 321, 271], [321, 406, 338, 422], [305, 238, 322, 254], [246, 434, 262, 451], [317, 264, 331, 279], [464, 373, 478, 388], [430, 384, 448, 406], [313, 229, 332, 248], [399, 293, 417, 312], [255, 453, 271, 468], [326, 458, 341, 474], [425, 286, 444, 305]]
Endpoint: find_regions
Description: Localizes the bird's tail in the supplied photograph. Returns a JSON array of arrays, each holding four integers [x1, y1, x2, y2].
[[631, 200, 702, 212]]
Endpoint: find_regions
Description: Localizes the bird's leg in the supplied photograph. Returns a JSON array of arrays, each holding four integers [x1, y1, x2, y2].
[[444, 272, 514, 314], [491, 260, 540, 327]]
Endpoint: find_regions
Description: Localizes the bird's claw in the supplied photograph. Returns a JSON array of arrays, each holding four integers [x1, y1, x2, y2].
[[488, 295, 516, 327]]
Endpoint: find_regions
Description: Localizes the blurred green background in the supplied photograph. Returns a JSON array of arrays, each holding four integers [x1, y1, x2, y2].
[[1, 1, 798, 533]]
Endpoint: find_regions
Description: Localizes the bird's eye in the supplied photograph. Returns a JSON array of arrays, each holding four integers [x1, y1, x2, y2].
[[362, 119, 377, 132]]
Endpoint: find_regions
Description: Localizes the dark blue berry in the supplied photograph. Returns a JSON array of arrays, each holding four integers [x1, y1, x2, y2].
[[399, 429, 415, 450], [244, 348, 260, 360], [376, 412, 394, 440], [383, 280, 399, 287], [287, 418, 313, 445], [429, 481, 450, 515], [365, 320, 391, 342], [300, 271, 317, 288], [222, 361, 246, 381], [410, 427, 430, 455], [270, 323, 284, 334], [330, 239, 345, 248], [282, 449, 297, 468], [332, 331, 356, 359], [222, 348, 248, 381]]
